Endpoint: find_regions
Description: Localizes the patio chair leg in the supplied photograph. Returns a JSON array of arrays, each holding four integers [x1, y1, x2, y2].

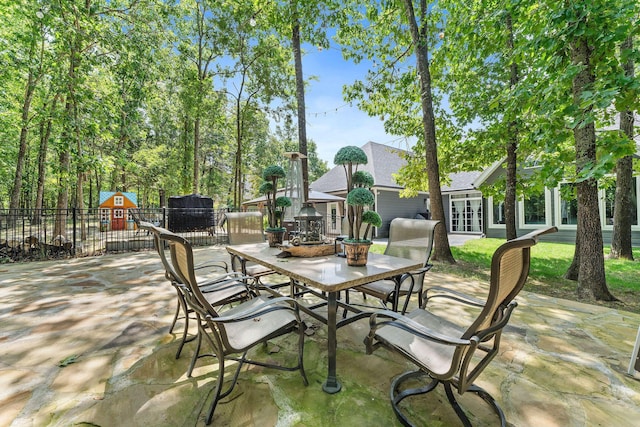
[[443, 381, 506, 427], [169, 293, 182, 334], [205, 351, 227, 425], [298, 322, 309, 386], [205, 350, 248, 425], [390, 370, 440, 427], [187, 324, 203, 378], [176, 302, 190, 359]]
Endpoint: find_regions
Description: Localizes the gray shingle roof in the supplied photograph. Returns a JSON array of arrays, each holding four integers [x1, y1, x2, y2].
[[311, 141, 481, 194]]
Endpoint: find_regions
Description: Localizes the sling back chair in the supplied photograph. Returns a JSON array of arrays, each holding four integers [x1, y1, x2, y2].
[[365, 226, 557, 427], [351, 218, 440, 314], [225, 211, 281, 288], [139, 221, 252, 359], [161, 230, 308, 425]]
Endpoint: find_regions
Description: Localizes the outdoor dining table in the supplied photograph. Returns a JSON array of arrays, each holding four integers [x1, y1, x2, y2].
[[226, 242, 422, 394]]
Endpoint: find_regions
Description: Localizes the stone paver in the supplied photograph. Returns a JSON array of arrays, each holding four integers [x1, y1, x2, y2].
[[1, 247, 639, 426]]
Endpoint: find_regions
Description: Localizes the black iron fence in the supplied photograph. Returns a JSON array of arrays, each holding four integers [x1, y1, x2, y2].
[[0, 207, 345, 263], [0, 208, 229, 263]]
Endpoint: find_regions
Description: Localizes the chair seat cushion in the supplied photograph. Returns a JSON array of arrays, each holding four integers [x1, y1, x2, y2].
[[357, 277, 414, 300], [223, 296, 298, 350], [375, 308, 464, 377], [245, 262, 275, 278], [201, 280, 248, 306]]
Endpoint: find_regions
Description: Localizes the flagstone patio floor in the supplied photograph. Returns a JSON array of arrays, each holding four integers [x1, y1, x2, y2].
[[1, 245, 639, 426]]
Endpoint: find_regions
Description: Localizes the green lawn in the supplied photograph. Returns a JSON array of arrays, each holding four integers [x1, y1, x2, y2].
[[372, 238, 640, 314]]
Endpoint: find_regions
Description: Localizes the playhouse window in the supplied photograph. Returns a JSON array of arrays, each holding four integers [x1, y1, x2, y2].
[[114, 196, 124, 206]]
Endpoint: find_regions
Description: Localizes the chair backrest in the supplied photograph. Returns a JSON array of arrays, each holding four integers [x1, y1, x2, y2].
[[463, 226, 558, 340], [384, 218, 440, 266], [129, 208, 142, 227], [160, 230, 223, 322], [139, 220, 181, 284], [225, 211, 265, 245]]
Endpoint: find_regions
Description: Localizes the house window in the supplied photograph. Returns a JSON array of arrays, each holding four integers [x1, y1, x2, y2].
[[519, 189, 552, 229], [100, 209, 110, 221], [114, 196, 124, 206], [556, 183, 578, 228], [488, 197, 505, 228], [450, 192, 483, 233], [113, 209, 124, 219]]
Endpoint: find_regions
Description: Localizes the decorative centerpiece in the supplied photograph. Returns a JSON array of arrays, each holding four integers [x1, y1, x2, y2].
[[334, 146, 382, 266], [260, 165, 291, 247]]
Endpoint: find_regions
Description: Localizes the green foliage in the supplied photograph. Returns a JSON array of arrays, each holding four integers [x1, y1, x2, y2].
[[259, 181, 273, 195], [362, 210, 382, 227], [263, 165, 286, 181], [262, 164, 287, 229], [352, 170, 374, 188], [346, 187, 374, 207], [334, 146, 368, 166], [275, 196, 292, 208]]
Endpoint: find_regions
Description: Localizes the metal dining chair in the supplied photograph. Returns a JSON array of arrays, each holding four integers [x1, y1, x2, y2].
[[161, 229, 308, 425], [365, 226, 557, 426]]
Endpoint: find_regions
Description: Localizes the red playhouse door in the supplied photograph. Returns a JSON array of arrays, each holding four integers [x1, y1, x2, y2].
[[112, 208, 125, 230]]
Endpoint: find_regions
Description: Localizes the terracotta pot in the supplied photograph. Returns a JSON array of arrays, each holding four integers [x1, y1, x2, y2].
[[343, 241, 372, 266], [266, 229, 285, 247]]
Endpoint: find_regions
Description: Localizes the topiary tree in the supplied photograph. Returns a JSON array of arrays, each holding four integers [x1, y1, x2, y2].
[[352, 170, 374, 188], [275, 196, 292, 229], [261, 165, 287, 230], [346, 187, 377, 242], [334, 146, 368, 239]]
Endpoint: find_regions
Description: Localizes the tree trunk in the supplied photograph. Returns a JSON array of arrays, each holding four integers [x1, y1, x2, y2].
[[402, 0, 454, 263], [9, 72, 36, 214], [504, 13, 519, 241], [570, 35, 614, 301], [610, 152, 634, 259], [610, 36, 634, 260], [564, 230, 579, 280], [233, 97, 243, 209], [33, 96, 57, 224], [194, 116, 201, 194], [292, 7, 309, 202], [55, 97, 72, 238]]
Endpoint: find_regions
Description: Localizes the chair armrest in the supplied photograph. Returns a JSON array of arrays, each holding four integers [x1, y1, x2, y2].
[[367, 310, 470, 349], [422, 286, 485, 309], [410, 264, 433, 275], [195, 260, 229, 273], [208, 296, 300, 324], [199, 271, 252, 287], [199, 276, 252, 294]]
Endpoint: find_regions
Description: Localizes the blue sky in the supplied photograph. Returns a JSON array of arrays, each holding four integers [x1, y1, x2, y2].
[[299, 43, 415, 165]]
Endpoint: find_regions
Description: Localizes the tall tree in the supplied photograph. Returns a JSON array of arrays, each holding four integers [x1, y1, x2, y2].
[[521, 0, 638, 300], [401, 0, 454, 262], [610, 36, 637, 260], [337, 0, 454, 262], [436, 1, 532, 241]]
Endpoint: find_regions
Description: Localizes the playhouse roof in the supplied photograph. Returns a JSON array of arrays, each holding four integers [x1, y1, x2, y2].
[[99, 191, 138, 206]]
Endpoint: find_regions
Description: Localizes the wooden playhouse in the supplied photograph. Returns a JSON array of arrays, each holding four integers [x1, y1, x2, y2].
[[98, 191, 138, 231]]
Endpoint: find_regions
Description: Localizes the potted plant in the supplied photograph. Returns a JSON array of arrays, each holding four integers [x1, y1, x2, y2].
[[260, 165, 291, 247], [334, 146, 368, 240], [334, 147, 381, 265], [343, 187, 381, 265]]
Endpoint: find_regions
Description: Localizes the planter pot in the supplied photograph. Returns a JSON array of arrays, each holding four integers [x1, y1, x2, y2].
[[343, 240, 372, 266], [266, 229, 285, 247]]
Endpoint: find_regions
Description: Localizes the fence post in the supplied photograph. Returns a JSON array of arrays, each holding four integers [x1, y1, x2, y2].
[[72, 207, 77, 253]]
